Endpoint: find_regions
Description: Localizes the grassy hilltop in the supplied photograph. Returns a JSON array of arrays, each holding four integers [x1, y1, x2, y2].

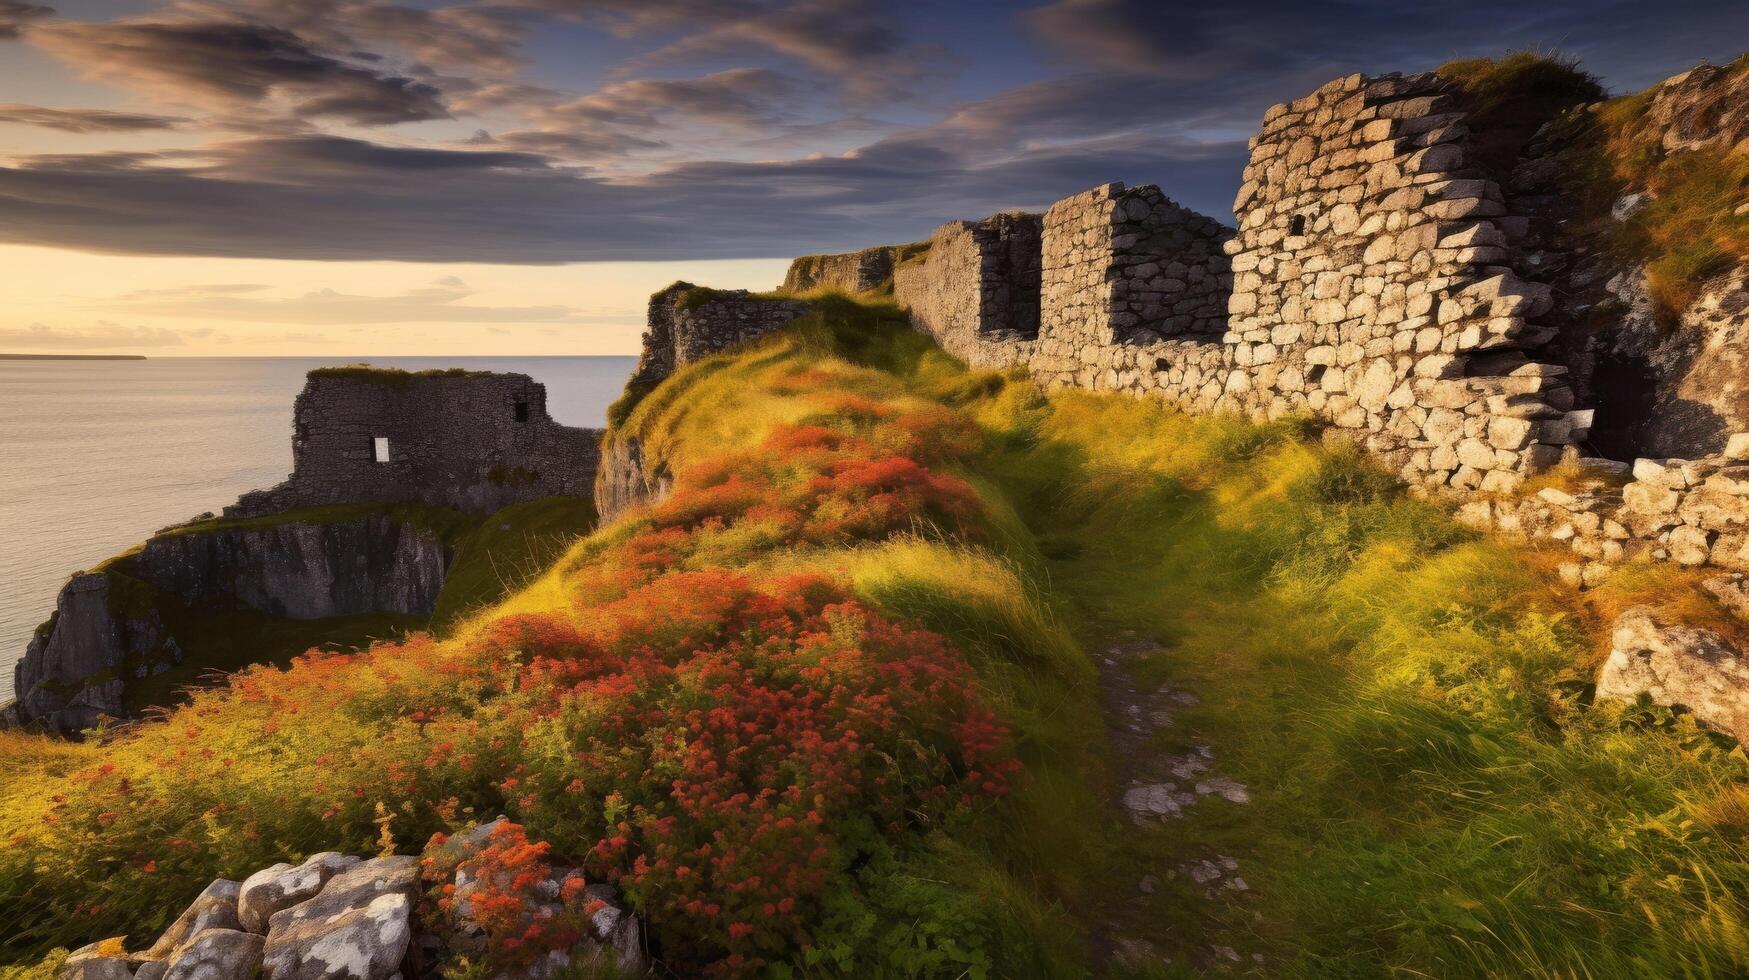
[[3, 294, 1748, 977]]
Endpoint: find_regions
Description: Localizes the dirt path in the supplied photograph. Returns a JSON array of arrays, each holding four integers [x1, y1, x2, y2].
[[1089, 630, 1264, 975]]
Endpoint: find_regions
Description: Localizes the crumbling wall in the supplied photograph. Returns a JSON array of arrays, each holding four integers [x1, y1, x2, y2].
[[783, 245, 902, 293], [229, 369, 600, 518], [893, 213, 1042, 369], [621, 283, 813, 400]]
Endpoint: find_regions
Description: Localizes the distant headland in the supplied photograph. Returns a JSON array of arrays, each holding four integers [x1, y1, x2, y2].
[[0, 353, 146, 360]]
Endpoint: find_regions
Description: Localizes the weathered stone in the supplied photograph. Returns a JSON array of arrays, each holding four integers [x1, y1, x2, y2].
[[64, 942, 134, 980], [163, 929, 264, 980], [239, 852, 362, 934], [1600, 608, 1749, 744], [262, 856, 418, 980], [145, 880, 243, 961], [1670, 525, 1715, 566], [1703, 573, 1749, 621]]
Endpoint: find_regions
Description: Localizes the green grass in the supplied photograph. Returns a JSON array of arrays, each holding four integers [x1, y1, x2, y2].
[[430, 495, 597, 630], [961, 387, 1749, 976]]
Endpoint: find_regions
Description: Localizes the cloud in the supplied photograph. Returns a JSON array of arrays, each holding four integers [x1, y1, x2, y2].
[[538, 0, 938, 103], [0, 104, 191, 133], [0, 127, 1246, 262], [1019, 0, 1749, 92], [105, 277, 615, 324], [29, 16, 448, 125], [0, 0, 50, 40], [245, 0, 533, 75], [485, 67, 801, 161], [0, 321, 194, 350]]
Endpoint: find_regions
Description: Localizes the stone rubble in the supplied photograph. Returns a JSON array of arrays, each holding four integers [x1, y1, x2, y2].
[[1599, 607, 1749, 745], [55, 831, 646, 980]]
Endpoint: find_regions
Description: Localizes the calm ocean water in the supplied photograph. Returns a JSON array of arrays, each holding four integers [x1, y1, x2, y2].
[[0, 356, 636, 704]]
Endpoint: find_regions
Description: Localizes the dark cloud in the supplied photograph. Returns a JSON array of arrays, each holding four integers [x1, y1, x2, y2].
[[532, 0, 939, 103], [0, 127, 1244, 263], [0, 104, 190, 133], [0, 0, 50, 40], [241, 0, 532, 75], [483, 67, 801, 160], [30, 17, 449, 125], [1021, 0, 1749, 93]]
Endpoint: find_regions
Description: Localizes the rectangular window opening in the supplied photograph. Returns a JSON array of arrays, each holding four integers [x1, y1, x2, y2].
[[373, 436, 390, 463], [514, 400, 529, 422]]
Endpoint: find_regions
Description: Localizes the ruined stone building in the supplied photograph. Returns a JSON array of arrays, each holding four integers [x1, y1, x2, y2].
[[229, 367, 602, 518], [772, 66, 1749, 583]]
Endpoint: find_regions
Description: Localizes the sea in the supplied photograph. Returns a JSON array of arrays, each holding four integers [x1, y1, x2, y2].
[[0, 356, 637, 705]]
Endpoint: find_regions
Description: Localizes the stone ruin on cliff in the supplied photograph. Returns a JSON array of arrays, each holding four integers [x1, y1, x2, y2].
[[229, 367, 602, 519]]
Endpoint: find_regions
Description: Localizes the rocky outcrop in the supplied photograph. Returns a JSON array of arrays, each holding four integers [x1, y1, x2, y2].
[[58, 827, 646, 980], [1599, 607, 1749, 744], [12, 573, 180, 735], [12, 512, 454, 734], [133, 516, 449, 619], [593, 435, 671, 525]]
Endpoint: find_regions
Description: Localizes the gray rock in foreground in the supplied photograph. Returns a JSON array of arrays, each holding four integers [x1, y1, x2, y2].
[[1600, 607, 1749, 744], [162, 928, 263, 980], [262, 855, 420, 980]]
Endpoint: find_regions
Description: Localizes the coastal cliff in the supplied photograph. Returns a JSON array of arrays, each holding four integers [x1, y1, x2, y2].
[[9, 364, 604, 736], [133, 515, 449, 619], [10, 511, 453, 735]]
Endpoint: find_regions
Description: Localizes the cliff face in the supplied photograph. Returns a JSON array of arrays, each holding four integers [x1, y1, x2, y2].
[[134, 516, 449, 619], [10, 514, 451, 735], [593, 435, 672, 524], [12, 573, 180, 735]]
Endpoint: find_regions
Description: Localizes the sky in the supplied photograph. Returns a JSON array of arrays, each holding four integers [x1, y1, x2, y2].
[[0, 1, 1746, 356]]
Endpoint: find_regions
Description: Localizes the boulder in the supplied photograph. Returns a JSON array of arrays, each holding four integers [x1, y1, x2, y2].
[[262, 855, 419, 980], [63, 941, 134, 980], [144, 880, 243, 961], [162, 929, 263, 980], [1599, 608, 1749, 744], [238, 852, 361, 933]]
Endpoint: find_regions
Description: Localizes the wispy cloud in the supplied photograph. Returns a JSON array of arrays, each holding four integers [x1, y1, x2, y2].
[[0, 104, 191, 133], [0, 321, 207, 350], [103, 276, 630, 324]]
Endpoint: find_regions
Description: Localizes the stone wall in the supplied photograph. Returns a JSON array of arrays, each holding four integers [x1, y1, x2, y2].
[[783, 245, 902, 293], [621, 283, 813, 401], [894, 212, 1042, 368], [891, 74, 1589, 498], [228, 369, 599, 518]]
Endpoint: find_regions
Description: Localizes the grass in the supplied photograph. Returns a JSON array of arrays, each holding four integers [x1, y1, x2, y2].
[[306, 364, 496, 385], [1515, 52, 1749, 319], [970, 386, 1749, 976], [430, 495, 596, 630], [1437, 52, 1605, 178]]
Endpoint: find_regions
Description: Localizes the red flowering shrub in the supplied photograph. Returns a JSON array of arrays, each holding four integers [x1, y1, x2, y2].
[[0, 330, 1028, 977]]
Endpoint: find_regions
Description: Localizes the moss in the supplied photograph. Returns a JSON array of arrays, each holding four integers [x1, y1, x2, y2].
[[485, 465, 539, 487], [604, 375, 658, 429]]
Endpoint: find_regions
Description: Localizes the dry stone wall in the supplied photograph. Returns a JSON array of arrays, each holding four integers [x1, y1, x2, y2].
[[892, 73, 1590, 498], [894, 212, 1043, 368], [229, 369, 599, 518], [622, 283, 813, 399], [783, 245, 902, 293]]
